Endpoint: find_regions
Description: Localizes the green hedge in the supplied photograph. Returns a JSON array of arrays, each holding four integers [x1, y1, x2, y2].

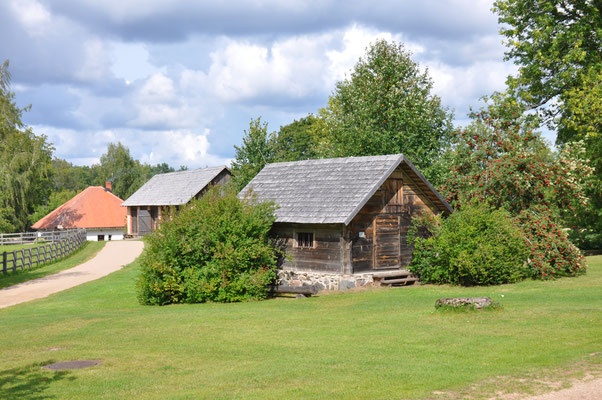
[[137, 185, 282, 305], [409, 202, 529, 286]]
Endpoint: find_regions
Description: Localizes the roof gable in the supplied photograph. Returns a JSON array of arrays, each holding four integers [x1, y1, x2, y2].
[[240, 154, 452, 225], [121, 166, 229, 207], [32, 187, 126, 230]]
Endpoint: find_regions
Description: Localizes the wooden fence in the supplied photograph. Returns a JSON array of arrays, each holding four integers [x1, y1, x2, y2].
[[1, 229, 87, 274], [0, 229, 83, 246]]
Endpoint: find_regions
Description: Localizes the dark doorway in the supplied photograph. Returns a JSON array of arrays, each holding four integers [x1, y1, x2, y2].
[[138, 209, 152, 235], [131, 207, 138, 234], [98, 235, 105, 241]]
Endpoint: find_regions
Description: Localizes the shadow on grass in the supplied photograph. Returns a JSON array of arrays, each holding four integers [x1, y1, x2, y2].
[[0, 361, 75, 399]]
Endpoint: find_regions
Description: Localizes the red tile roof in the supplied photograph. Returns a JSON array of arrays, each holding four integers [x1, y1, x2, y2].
[[32, 187, 127, 230]]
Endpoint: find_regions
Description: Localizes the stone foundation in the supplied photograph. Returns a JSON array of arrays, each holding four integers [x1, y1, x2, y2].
[[277, 269, 375, 291]]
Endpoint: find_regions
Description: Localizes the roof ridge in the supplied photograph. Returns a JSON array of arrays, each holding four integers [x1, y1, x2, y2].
[[265, 154, 404, 168], [240, 154, 452, 225], [151, 165, 227, 178], [121, 165, 230, 207]]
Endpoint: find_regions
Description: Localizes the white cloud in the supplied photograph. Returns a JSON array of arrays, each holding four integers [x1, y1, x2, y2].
[[206, 34, 335, 103], [9, 0, 544, 168], [427, 59, 517, 118], [325, 25, 418, 85], [9, 0, 52, 37], [75, 39, 113, 81], [137, 73, 176, 101], [110, 42, 164, 82]]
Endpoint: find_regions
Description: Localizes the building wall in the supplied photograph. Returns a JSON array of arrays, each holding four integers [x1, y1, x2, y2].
[[127, 169, 231, 236], [272, 223, 345, 274], [127, 205, 162, 236], [86, 228, 125, 241], [349, 166, 441, 273]]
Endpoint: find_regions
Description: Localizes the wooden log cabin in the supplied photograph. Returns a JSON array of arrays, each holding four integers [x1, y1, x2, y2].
[[240, 154, 453, 288], [121, 166, 230, 236]]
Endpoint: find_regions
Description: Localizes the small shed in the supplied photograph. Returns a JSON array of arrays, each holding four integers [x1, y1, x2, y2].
[[32, 184, 127, 241], [121, 166, 230, 236], [240, 154, 452, 289]]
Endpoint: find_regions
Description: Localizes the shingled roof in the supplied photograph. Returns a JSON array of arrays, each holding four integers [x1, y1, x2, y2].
[[32, 187, 126, 230], [240, 154, 453, 225], [122, 166, 229, 207]]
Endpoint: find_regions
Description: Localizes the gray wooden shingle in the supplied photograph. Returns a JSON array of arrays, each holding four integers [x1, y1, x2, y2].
[[240, 154, 453, 225], [122, 166, 228, 206]]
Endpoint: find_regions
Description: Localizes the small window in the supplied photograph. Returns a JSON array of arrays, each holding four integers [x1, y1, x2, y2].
[[297, 232, 314, 248]]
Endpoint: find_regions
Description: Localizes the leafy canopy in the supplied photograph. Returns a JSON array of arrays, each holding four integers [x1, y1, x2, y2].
[[437, 93, 588, 277], [230, 117, 275, 191], [439, 93, 592, 219], [0, 60, 53, 232], [322, 39, 453, 182], [493, 0, 602, 129]]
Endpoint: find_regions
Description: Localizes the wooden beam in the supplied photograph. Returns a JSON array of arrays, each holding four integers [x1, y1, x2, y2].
[[270, 285, 318, 296]]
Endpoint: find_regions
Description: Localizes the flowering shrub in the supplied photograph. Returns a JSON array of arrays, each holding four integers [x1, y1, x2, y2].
[[437, 94, 591, 280], [409, 203, 529, 286], [515, 206, 586, 278], [137, 185, 282, 305], [438, 99, 592, 216]]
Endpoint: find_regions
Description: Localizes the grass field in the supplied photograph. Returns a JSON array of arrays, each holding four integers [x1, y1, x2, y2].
[[0, 241, 106, 290], [0, 241, 48, 252], [0, 255, 600, 399]]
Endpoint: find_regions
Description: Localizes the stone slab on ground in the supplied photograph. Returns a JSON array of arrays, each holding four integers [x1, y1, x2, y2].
[[435, 297, 494, 309], [0, 240, 144, 309]]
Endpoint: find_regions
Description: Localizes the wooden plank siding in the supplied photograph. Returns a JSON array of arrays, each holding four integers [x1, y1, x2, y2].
[[349, 166, 438, 273], [272, 223, 344, 273], [125, 167, 231, 236]]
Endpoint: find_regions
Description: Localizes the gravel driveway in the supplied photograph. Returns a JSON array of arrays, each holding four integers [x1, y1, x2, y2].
[[0, 240, 144, 309]]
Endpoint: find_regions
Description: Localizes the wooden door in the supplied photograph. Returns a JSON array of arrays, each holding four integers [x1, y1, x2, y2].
[[138, 209, 152, 235], [373, 215, 400, 269]]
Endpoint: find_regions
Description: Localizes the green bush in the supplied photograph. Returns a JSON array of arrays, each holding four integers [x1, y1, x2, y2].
[[409, 202, 529, 286], [137, 185, 282, 305]]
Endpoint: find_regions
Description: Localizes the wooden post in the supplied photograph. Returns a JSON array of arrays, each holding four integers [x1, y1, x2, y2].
[[2, 251, 6, 274]]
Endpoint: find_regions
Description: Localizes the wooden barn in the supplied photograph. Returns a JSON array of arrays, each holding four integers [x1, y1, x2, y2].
[[121, 166, 230, 236], [241, 154, 453, 289]]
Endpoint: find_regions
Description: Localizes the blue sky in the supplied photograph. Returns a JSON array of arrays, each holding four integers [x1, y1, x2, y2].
[[2, 0, 540, 168]]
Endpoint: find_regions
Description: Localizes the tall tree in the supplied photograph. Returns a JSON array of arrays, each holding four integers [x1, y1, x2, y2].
[[439, 93, 592, 219], [439, 93, 590, 277], [271, 115, 326, 162], [0, 60, 53, 232], [493, 0, 601, 130], [323, 39, 453, 182], [98, 142, 144, 200], [231, 118, 275, 191], [493, 0, 602, 248]]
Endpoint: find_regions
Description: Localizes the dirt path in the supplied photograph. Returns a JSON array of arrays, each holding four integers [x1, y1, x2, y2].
[[517, 377, 602, 400], [0, 240, 144, 309]]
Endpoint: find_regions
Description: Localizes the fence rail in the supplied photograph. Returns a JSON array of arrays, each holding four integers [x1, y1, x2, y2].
[[0, 229, 84, 246], [1, 229, 87, 274]]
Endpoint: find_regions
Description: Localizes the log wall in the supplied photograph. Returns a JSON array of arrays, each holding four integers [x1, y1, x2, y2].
[[349, 167, 438, 273], [272, 223, 344, 273]]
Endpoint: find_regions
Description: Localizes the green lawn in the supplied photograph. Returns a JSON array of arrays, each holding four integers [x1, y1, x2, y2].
[[0, 241, 48, 252], [0, 241, 106, 290], [0, 256, 600, 399]]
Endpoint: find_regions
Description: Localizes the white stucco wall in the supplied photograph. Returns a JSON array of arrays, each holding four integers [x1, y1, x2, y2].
[[86, 228, 125, 241]]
